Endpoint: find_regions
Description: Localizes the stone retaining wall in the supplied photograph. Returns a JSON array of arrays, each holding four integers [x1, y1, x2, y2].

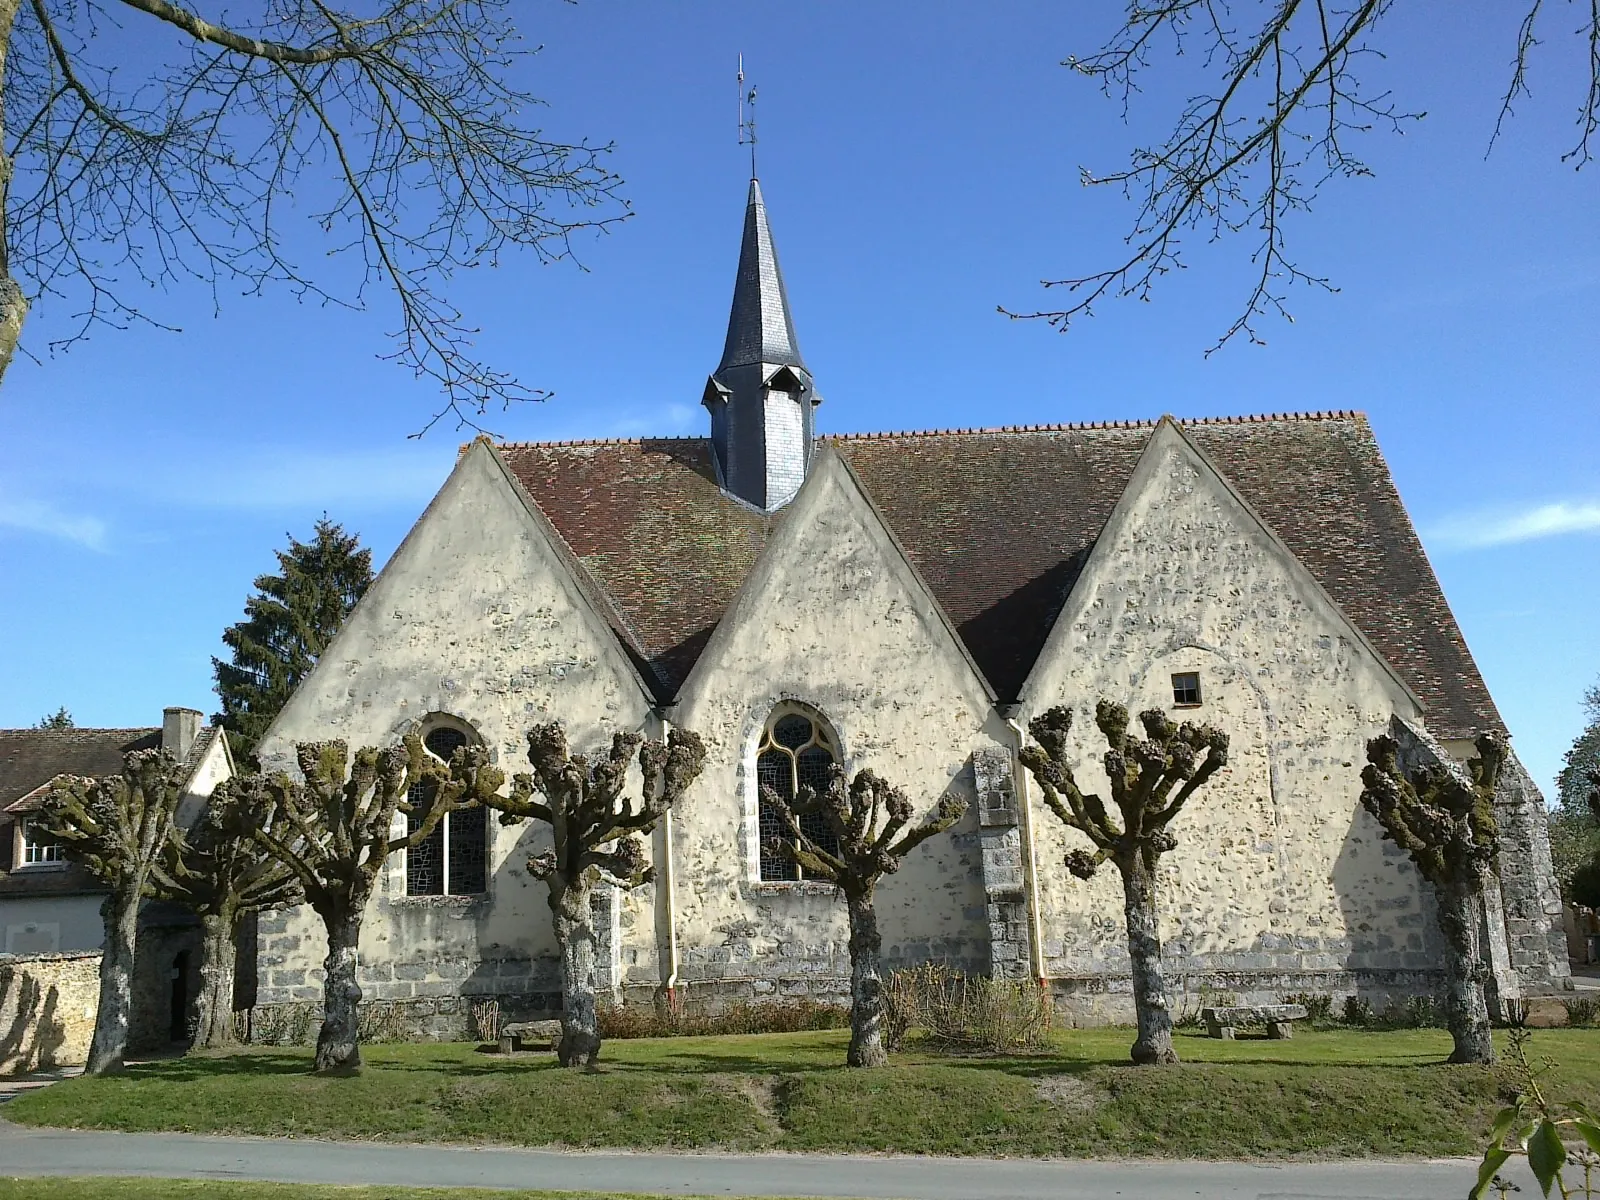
[[1046, 966, 1448, 1026], [243, 990, 561, 1045], [0, 951, 100, 1073]]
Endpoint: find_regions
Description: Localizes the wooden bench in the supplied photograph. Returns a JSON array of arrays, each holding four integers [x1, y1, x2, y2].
[[497, 1019, 562, 1054], [1200, 1003, 1308, 1040]]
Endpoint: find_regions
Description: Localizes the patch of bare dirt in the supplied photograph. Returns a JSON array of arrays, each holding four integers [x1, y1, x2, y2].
[[715, 1072, 784, 1138], [1035, 1073, 1107, 1114]]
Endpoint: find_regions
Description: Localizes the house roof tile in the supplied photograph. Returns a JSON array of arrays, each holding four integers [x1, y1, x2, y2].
[[0, 728, 161, 812]]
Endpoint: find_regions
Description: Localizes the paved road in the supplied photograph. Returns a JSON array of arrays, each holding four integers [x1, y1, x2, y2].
[[0, 1117, 1520, 1199]]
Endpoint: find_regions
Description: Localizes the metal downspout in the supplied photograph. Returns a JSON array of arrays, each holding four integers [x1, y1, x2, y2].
[[1006, 716, 1049, 987]]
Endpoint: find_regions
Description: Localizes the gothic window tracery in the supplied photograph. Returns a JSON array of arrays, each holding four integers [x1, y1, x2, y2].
[[755, 706, 841, 882], [405, 723, 489, 897]]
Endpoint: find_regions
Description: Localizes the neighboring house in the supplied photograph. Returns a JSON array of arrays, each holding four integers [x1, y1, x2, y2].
[[254, 177, 1570, 1034], [0, 708, 234, 1049]]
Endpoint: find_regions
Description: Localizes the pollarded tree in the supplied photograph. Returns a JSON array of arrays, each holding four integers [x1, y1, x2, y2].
[[1358, 729, 1508, 1066], [165, 777, 303, 1050], [250, 734, 496, 1073], [1020, 701, 1230, 1066], [483, 722, 705, 1069], [762, 766, 967, 1068], [37, 749, 186, 1073]]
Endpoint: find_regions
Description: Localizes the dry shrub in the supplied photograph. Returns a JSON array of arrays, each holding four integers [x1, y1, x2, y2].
[[1283, 991, 1334, 1023], [883, 963, 1051, 1052], [471, 999, 501, 1043], [597, 996, 848, 1040], [1341, 995, 1373, 1027], [245, 1002, 317, 1045], [1563, 995, 1599, 1027], [357, 1001, 410, 1043]]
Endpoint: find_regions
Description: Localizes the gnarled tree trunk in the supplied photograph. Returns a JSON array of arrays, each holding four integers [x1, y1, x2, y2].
[[844, 887, 887, 1068], [315, 909, 364, 1074], [551, 879, 600, 1069], [1120, 854, 1177, 1065], [193, 910, 239, 1050], [1436, 877, 1494, 1065], [87, 891, 140, 1074]]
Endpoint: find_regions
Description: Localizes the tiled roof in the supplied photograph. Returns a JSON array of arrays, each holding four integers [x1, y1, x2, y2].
[[0, 727, 161, 894], [0, 725, 226, 893], [498, 439, 781, 695], [0, 728, 161, 812], [497, 413, 1500, 739]]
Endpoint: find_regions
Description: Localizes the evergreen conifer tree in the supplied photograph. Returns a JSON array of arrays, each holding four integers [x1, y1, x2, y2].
[[212, 519, 373, 762], [35, 707, 74, 729]]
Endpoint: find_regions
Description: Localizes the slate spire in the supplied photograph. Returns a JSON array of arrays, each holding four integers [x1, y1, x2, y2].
[[704, 179, 818, 512]]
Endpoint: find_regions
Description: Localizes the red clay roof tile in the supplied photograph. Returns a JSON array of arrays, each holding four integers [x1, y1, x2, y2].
[[496, 413, 1499, 738]]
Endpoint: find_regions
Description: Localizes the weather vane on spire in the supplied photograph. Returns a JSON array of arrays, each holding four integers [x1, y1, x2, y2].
[[737, 54, 757, 179]]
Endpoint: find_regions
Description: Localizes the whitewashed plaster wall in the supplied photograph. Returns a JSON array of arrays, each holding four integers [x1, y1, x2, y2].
[[174, 730, 235, 829], [667, 453, 997, 1004], [1018, 425, 1432, 1016], [254, 442, 655, 1007], [1, 895, 104, 954]]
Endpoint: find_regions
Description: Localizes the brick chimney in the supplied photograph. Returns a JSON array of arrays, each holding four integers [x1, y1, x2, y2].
[[162, 707, 203, 761]]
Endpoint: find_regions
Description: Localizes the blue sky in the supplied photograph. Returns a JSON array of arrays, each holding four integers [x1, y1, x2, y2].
[[1, 2, 1595, 794]]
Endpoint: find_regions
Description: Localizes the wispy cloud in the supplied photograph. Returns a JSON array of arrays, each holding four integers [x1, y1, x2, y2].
[[0, 497, 108, 550], [1429, 500, 1600, 550]]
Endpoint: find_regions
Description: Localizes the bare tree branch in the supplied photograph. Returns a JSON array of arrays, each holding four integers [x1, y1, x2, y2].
[[1009, 0, 1598, 351], [2, 0, 627, 429]]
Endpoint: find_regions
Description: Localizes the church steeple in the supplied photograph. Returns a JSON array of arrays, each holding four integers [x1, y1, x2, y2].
[[704, 179, 818, 512]]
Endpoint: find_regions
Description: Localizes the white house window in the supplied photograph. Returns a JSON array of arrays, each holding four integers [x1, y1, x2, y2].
[[756, 707, 842, 882], [406, 726, 489, 897], [21, 819, 64, 866]]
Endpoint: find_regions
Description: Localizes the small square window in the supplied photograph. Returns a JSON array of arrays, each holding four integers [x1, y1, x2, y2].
[[1171, 672, 1202, 707]]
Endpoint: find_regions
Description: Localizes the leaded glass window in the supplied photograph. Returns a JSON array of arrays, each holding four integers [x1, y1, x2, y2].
[[756, 708, 841, 882], [405, 725, 488, 897]]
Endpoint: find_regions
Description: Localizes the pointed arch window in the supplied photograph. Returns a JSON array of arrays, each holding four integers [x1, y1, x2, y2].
[[756, 706, 842, 882], [405, 724, 489, 897]]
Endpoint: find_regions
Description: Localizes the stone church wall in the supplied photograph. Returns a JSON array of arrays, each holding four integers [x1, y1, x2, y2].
[[253, 442, 655, 1018], [239, 433, 1561, 1037], [663, 456, 996, 1010], [1480, 751, 1570, 990], [1020, 430, 1441, 1023]]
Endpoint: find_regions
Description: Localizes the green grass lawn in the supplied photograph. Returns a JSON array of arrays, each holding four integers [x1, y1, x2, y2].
[[0, 1184, 789, 1200], [7, 1027, 1599, 1160]]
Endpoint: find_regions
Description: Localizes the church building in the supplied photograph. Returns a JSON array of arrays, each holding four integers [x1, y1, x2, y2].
[[254, 178, 1569, 1032]]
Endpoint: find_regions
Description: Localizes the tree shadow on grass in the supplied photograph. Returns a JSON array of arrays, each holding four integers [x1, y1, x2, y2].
[[109, 1046, 540, 1081], [605, 1050, 841, 1077], [115, 1051, 312, 1080]]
